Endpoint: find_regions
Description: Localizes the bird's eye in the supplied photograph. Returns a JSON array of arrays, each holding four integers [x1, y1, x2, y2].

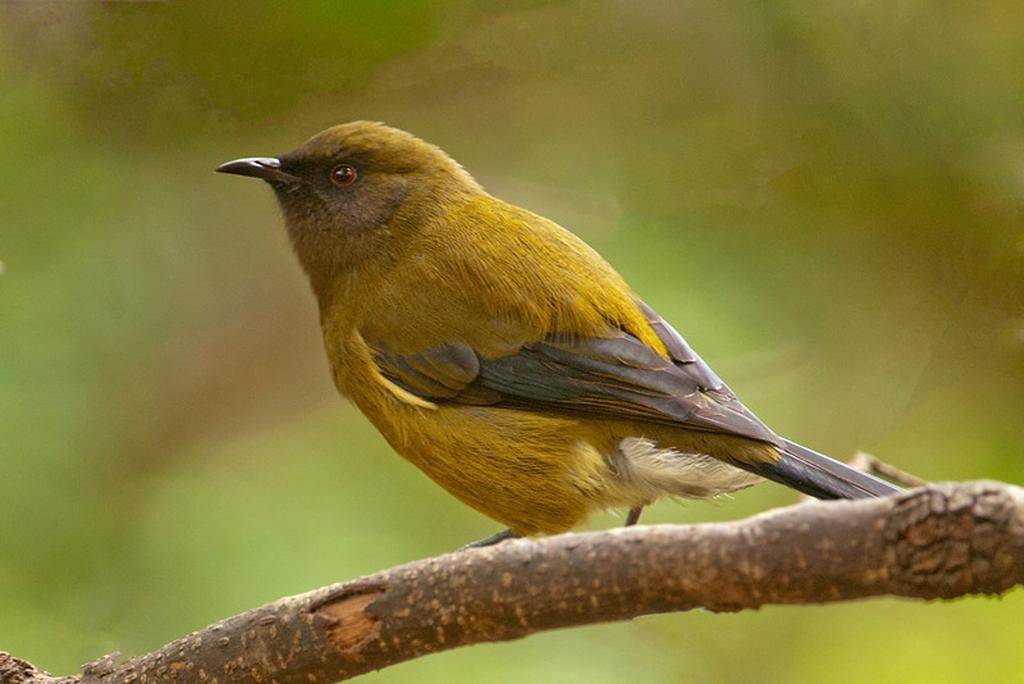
[[330, 164, 358, 187]]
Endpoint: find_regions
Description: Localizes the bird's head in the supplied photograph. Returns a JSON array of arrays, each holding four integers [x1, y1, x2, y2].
[[218, 121, 480, 301]]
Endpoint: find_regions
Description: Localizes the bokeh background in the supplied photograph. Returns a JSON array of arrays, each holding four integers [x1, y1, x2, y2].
[[2, 1, 1023, 681]]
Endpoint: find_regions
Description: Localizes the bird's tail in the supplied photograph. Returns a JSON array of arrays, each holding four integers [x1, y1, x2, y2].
[[753, 439, 901, 499]]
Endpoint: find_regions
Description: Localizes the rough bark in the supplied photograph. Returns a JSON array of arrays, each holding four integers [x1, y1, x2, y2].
[[3, 481, 1022, 684]]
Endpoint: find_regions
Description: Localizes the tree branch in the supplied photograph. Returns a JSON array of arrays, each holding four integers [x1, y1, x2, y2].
[[849, 450, 929, 488], [4, 481, 1022, 683]]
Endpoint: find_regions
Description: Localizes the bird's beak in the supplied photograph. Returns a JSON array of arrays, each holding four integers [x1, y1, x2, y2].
[[216, 157, 298, 184]]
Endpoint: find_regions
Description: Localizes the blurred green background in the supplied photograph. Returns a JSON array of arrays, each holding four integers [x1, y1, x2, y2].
[[2, 1, 1022, 681]]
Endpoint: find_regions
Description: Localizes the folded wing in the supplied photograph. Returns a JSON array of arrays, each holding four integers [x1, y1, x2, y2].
[[373, 300, 779, 445]]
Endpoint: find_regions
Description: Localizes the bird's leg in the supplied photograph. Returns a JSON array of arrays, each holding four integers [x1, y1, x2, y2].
[[624, 506, 644, 526], [459, 528, 520, 550]]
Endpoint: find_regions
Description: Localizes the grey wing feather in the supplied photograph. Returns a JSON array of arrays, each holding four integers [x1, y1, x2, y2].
[[373, 300, 779, 444], [635, 301, 765, 431]]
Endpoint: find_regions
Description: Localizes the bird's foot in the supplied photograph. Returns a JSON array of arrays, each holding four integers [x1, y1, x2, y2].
[[624, 506, 644, 526], [459, 528, 519, 550]]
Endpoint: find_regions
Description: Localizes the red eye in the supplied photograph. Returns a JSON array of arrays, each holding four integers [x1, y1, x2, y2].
[[330, 164, 357, 187]]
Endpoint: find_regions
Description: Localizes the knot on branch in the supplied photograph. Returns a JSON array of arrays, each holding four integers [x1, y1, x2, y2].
[[885, 481, 1024, 597], [315, 586, 385, 656]]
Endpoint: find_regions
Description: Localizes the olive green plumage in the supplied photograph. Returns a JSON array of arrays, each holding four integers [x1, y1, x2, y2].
[[218, 121, 898, 537]]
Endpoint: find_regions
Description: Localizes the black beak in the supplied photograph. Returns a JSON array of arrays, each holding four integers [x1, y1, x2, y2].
[[216, 157, 298, 184]]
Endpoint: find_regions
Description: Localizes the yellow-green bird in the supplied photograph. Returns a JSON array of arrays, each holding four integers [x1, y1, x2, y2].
[[218, 121, 898, 546]]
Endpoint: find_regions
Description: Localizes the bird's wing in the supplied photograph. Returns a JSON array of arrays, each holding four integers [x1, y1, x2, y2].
[[373, 301, 779, 445]]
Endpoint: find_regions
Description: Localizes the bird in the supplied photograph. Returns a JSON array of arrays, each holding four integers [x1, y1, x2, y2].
[[217, 121, 899, 546]]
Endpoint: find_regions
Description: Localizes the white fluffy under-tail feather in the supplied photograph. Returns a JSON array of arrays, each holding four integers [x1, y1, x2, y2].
[[611, 437, 762, 502]]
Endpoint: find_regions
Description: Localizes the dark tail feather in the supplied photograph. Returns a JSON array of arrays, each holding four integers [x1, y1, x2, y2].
[[752, 439, 901, 499]]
